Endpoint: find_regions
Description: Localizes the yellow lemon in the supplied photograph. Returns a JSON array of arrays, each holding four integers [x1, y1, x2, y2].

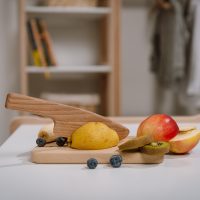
[[71, 122, 119, 150]]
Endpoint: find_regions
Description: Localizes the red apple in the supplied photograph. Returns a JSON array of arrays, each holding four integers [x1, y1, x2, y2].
[[137, 114, 179, 141]]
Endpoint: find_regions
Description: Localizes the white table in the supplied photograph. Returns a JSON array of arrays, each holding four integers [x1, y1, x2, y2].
[[0, 123, 200, 200]]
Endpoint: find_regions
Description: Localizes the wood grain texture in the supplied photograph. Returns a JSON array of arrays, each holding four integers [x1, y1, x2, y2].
[[5, 93, 129, 139], [112, 0, 121, 115], [106, 0, 121, 116], [31, 137, 164, 164], [19, 0, 28, 95]]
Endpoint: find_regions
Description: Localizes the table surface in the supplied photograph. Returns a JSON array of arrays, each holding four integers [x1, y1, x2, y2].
[[0, 123, 200, 200]]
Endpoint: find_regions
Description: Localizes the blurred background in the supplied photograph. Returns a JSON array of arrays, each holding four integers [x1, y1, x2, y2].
[[0, 0, 199, 144]]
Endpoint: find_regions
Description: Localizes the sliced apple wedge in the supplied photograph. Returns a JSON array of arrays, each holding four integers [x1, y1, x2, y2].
[[179, 125, 196, 134], [169, 130, 200, 154]]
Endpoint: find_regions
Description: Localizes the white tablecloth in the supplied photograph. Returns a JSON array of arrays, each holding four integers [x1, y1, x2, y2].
[[0, 123, 200, 200]]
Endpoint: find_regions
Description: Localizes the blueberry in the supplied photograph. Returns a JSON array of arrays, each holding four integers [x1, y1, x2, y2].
[[36, 137, 46, 147], [56, 137, 67, 146], [110, 155, 122, 168], [87, 158, 98, 169]]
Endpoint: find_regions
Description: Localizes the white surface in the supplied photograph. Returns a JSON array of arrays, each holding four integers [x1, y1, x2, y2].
[[27, 66, 111, 74], [1, 124, 200, 200]]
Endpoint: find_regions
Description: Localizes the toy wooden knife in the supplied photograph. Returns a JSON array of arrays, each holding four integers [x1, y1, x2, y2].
[[5, 93, 129, 140]]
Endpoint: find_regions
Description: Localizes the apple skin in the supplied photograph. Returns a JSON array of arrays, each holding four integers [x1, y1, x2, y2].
[[169, 130, 200, 154], [137, 114, 179, 142]]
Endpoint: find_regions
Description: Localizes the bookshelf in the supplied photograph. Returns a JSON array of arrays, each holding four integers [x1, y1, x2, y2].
[[19, 0, 121, 116]]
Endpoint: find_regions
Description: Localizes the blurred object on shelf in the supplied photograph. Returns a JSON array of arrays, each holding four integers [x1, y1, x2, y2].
[[41, 92, 100, 113], [27, 20, 42, 66], [27, 18, 57, 67], [40, 0, 98, 7]]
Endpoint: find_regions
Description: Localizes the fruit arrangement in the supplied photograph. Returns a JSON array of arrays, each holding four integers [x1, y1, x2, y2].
[[7, 94, 200, 168], [35, 114, 200, 169], [119, 114, 200, 155]]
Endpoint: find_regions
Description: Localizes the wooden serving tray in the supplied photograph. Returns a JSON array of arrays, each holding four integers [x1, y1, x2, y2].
[[31, 137, 164, 164]]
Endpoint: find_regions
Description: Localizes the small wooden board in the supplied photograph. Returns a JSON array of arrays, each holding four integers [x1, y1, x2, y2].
[[31, 137, 164, 164]]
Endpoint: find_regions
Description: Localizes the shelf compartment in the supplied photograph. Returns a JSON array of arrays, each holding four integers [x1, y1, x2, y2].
[[26, 65, 111, 74]]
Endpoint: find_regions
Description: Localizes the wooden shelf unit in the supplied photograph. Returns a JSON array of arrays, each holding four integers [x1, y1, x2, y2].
[[19, 0, 121, 116]]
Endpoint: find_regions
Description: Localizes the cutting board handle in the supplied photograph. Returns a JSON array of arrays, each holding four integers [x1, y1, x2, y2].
[[5, 93, 129, 139]]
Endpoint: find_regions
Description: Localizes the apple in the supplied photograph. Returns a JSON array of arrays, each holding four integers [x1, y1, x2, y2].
[[169, 129, 200, 154], [137, 114, 179, 141]]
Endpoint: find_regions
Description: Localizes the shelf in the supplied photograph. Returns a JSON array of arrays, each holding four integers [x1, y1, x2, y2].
[[26, 66, 111, 74], [26, 6, 111, 15], [20, 0, 120, 115]]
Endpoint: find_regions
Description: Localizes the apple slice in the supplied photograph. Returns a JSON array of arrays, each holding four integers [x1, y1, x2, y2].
[[169, 129, 200, 154], [179, 125, 196, 133]]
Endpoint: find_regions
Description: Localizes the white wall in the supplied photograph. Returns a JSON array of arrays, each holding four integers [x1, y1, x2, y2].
[[121, 2, 176, 116], [121, 5, 155, 115], [0, 1, 20, 144]]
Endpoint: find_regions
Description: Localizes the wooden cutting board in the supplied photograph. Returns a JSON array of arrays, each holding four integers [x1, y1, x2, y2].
[[31, 137, 164, 164], [5, 93, 164, 164]]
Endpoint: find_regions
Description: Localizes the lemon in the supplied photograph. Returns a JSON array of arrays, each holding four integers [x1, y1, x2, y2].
[[71, 122, 119, 150]]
